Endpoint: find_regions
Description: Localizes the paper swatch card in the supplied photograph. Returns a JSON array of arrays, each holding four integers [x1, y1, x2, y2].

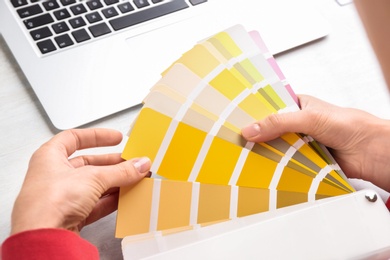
[[115, 25, 355, 238]]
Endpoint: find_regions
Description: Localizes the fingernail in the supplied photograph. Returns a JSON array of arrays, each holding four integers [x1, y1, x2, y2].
[[133, 157, 151, 173], [242, 123, 261, 138]]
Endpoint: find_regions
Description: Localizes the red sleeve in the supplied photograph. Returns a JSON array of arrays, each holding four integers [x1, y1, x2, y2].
[[1, 228, 99, 260]]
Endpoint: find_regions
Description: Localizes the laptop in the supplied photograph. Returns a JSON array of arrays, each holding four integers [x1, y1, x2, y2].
[[0, 0, 330, 130]]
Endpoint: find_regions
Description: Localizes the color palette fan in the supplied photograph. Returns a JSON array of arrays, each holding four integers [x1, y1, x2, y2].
[[115, 25, 355, 238]]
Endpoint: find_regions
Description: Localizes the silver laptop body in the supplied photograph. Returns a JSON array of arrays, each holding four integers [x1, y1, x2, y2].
[[0, 0, 329, 129]]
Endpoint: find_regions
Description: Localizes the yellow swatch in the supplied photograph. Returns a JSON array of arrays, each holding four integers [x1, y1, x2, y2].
[[196, 137, 242, 185], [122, 108, 171, 161], [116, 178, 154, 238], [197, 183, 231, 224], [158, 122, 207, 181], [157, 180, 192, 231], [236, 151, 277, 189], [237, 187, 269, 217], [164, 44, 221, 78]]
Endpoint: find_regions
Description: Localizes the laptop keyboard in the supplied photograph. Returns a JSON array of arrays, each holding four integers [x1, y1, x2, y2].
[[11, 0, 207, 55]]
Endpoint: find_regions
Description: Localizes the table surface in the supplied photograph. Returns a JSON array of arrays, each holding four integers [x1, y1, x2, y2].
[[1, 1, 390, 259]]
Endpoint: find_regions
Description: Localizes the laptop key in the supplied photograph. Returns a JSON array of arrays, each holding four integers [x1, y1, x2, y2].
[[87, 0, 103, 10], [23, 13, 54, 29], [104, 0, 119, 5], [102, 7, 118, 18], [54, 34, 74, 48], [89, 22, 111, 37], [54, 8, 71, 20], [110, 0, 189, 31], [69, 16, 86, 29], [189, 0, 207, 6], [70, 4, 88, 15], [30, 27, 52, 41], [17, 4, 42, 18], [60, 0, 76, 6], [72, 28, 91, 43], [52, 21, 69, 34], [133, 0, 149, 9], [86, 12, 102, 23], [43, 0, 60, 11], [117, 2, 134, 13], [37, 39, 56, 54], [11, 0, 28, 8]]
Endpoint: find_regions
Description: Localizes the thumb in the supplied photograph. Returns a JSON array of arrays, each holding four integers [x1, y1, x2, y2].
[[241, 111, 313, 143], [96, 157, 151, 189]]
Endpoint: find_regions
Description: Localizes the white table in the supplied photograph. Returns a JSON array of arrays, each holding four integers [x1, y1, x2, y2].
[[1, 1, 390, 259]]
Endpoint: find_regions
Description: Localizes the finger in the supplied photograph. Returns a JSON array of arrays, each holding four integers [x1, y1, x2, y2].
[[69, 153, 124, 168], [102, 187, 119, 197], [91, 157, 151, 191], [241, 110, 311, 143], [83, 192, 120, 227], [241, 95, 332, 143], [48, 128, 123, 157]]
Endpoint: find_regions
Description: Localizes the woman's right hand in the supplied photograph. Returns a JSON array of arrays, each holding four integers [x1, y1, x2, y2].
[[241, 94, 390, 192]]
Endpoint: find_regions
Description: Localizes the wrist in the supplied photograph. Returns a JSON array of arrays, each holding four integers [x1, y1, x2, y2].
[[361, 118, 390, 191], [10, 195, 65, 235]]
